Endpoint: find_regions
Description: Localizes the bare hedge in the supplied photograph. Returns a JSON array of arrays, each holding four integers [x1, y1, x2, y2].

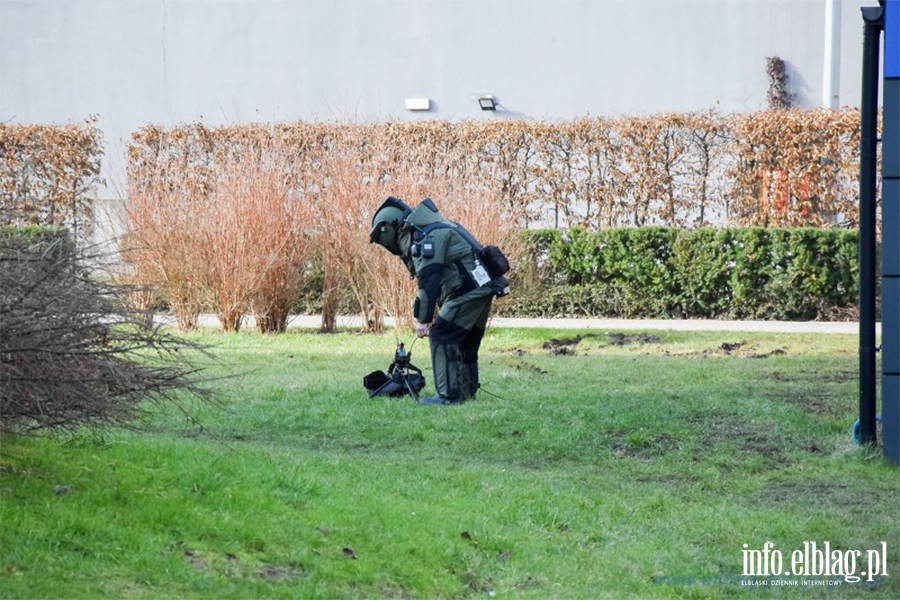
[[119, 109, 874, 331], [125, 109, 870, 230], [0, 119, 104, 240]]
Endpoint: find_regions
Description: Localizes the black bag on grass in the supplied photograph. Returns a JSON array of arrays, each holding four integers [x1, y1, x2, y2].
[[364, 342, 426, 399], [363, 369, 426, 398]]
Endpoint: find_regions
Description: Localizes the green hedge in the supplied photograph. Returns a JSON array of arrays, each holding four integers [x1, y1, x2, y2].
[[498, 228, 865, 321], [0, 225, 73, 259]]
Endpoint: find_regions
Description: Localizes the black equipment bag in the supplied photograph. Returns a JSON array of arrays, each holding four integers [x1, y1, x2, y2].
[[480, 245, 510, 277], [364, 369, 426, 398], [364, 341, 426, 399]]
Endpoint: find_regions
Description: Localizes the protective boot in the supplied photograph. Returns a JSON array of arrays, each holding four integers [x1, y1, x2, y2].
[[460, 362, 479, 400], [420, 335, 464, 405], [430, 337, 463, 400]]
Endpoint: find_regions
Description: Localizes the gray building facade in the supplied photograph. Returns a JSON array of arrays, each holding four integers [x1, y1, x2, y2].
[[0, 0, 878, 193]]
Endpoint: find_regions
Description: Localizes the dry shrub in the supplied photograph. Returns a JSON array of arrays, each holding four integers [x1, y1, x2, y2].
[[0, 231, 212, 433], [124, 126, 219, 330], [125, 165, 206, 331], [314, 124, 379, 332], [201, 145, 311, 332], [125, 129, 317, 333], [105, 238, 159, 329], [314, 124, 430, 333], [250, 195, 315, 333]]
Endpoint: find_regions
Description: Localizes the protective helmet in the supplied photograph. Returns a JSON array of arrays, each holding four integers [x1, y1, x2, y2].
[[369, 196, 412, 255]]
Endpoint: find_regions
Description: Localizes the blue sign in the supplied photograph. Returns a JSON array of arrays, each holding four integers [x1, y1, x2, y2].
[[888, 0, 899, 77]]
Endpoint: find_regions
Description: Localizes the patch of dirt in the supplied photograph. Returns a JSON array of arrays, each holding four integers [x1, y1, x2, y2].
[[257, 563, 305, 581], [754, 481, 883, 511], [541, 332, 663, 355], [818, 371, 857, 384], [509, 332, 660, 357], [666, 342, 787, 359], [183, 550, 209, 573], [766, 390, 850, 419], [514, 574, 548, 591], [748, 348, 786, 359], [765, 370, 855, 418], [608, 430, 677, 460], [801, 440, 827, 454], [492, 356, 548, 375], [718, 341, 746, 354], [687, 411, 788, 464], [514, 361, 549, 376], [607, 332, 662, 346], [770, 372, 797, 382], [176, 542, 305, 580], [542, 335, 588, 355], [773, 370, 857, 384]]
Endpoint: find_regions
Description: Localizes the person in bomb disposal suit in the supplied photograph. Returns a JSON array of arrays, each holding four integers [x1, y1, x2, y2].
[[369, 197, 509, 405]]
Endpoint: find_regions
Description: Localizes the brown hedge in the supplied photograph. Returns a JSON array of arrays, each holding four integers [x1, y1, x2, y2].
[[0, 119, 104, 239], [121, 109, 874, 330], [126, 109, 871, 229]]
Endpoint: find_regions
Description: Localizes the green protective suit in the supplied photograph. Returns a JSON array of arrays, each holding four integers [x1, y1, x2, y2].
[[398, 199, 495, 401]]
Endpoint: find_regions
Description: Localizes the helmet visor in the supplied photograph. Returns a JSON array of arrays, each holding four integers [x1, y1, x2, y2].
[[370, 221, 401, 255]]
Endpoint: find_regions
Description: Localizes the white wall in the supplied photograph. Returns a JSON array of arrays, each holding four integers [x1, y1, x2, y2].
[[0, 0, 876, 197]]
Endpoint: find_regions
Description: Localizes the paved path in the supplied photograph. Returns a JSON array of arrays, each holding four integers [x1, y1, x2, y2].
[[164, 314, 880, 335]]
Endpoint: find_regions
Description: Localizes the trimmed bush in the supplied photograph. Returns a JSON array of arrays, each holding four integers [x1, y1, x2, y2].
[[500, 227, 863, 320]]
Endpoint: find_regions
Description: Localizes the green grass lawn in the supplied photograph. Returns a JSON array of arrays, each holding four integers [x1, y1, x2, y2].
[[1, 327, 897, 599]]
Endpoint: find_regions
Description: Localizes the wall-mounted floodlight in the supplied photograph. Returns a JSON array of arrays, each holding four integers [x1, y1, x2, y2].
[[478, 96, 497, 110]]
